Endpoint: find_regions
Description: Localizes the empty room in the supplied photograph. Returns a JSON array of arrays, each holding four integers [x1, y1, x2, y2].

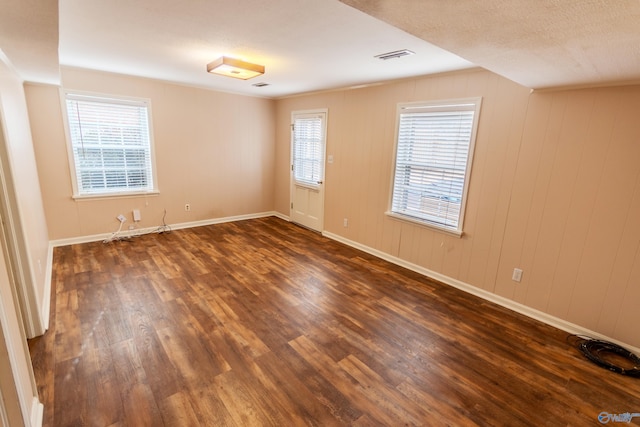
[[1, 0, 640, 426]]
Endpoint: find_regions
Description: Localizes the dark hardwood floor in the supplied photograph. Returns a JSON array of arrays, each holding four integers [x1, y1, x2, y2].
[[29, 216, 640, 426]]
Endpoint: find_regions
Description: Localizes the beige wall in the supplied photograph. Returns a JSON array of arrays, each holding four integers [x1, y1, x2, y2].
[[275, 69, 640, 348], [26, 67, 276, 240], [24, 65, 640, 348]]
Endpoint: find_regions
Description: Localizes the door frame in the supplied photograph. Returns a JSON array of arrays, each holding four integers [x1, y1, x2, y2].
[[0, 96, 42, 339], [289, 108, 328, 232]]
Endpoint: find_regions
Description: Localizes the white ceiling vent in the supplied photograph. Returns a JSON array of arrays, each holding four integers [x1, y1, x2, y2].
[[374, 49, 415, 60]]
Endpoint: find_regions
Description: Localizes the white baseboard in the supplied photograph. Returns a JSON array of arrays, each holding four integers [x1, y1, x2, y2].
[[322, 230, 640, 355], [30, 397, 43, 427], [169, 211, 281, 231], [49, 211, 282, 247], [41, 244, 54, 332], [272, 211, 290, 222]]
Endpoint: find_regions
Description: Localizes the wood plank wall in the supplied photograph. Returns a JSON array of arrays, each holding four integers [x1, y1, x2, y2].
[[275, 69, 640, 348]]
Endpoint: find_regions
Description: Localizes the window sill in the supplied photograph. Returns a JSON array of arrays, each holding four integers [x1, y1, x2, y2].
[[72, 190, 160, 201], [385, 211, 463, 238]]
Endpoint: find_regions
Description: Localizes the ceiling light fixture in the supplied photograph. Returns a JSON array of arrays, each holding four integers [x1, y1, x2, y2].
[[207, 56, 265, 80]]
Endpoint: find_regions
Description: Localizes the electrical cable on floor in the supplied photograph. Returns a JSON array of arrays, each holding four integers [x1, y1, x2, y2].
[[103, 219, 126, 243], [155, 209, 172, 234], [569, 335, 640, 377], [103, 209, 172, 243]]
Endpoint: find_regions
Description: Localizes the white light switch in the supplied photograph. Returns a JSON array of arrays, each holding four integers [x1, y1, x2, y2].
[[512, 268, 523, 282]]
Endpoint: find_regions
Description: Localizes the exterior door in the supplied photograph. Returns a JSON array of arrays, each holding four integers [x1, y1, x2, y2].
[[290, 109, 327, 232]]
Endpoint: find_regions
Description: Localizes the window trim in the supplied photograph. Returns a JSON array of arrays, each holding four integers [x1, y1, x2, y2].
[[386, 97, 482, 237], [60, 89, 159, 200], [291, 109, 328, 190]]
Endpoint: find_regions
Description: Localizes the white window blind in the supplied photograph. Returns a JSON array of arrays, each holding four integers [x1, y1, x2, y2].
[[292, 115, 324, 186], [390, 98, 481, 233], [65, 93, 156, 196]]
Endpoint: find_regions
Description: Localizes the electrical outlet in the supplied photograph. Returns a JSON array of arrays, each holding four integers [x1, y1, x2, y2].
[[132, 209, 141, 222], [117, 214, 126, 223], [512, 268, 523, 282], [343, 218, 348, 227], [185, 203, 191, 212]]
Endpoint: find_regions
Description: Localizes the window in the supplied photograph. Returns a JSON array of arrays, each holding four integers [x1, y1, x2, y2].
[[292, 113, 325, 187], [64, 92, 157, 197], [388, 98, 481, 235]]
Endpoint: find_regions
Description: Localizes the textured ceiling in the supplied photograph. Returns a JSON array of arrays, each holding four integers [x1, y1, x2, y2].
[[57, 0, 473, 98], [2, 1, 639, 97], [340, 0, 640, 90]]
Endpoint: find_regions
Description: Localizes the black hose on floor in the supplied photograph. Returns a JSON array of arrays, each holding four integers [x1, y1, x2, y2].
[[571, 336, 640, 377]]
